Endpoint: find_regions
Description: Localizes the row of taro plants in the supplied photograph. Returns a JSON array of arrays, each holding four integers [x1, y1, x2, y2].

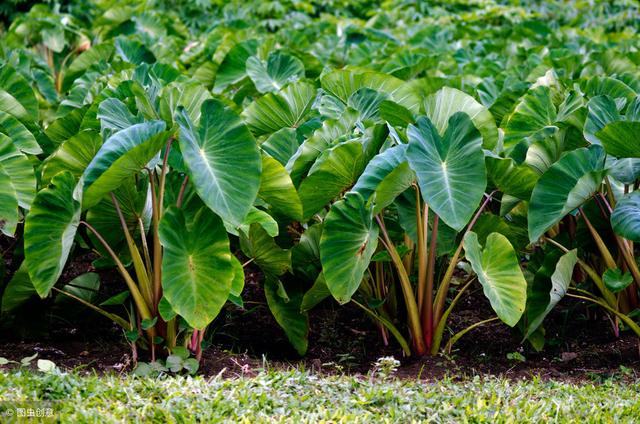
[[1, 0, 640, 364]]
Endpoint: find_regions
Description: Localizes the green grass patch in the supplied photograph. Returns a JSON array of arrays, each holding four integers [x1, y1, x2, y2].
[[0, 370, 639, 422]]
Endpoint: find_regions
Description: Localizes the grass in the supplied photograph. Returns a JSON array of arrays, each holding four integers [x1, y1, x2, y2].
[[0, 368, 639, 423]]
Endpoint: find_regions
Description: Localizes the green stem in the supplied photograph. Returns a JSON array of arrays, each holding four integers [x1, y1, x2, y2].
[[111, 193, 153, 309], [544, 237, 617, 308], [433, 191, 495, 327], [376, 215, 426, 355], [52, 287, 131, 330], [444, 317, 500, 353], [580, 207, 617, 270], [567, 293, 640, 338], [80, 221, 152, 321], [423, 214, 438, 349], [352, 299, 411, 356], [430, 277, 475, 354], [416, 189, 427, 312]]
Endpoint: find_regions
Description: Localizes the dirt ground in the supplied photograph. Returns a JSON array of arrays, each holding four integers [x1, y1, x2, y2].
[[1, 244, 639, 382]]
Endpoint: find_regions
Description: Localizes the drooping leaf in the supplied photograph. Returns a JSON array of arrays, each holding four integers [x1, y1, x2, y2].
[[97, 98, 143, 138], [485, 155, 538, 201], [528, 146, 606, 243], [0, 133, 36, 209], [264, 277, 309, 355], [0, 262, 36, 314], [258, 154, 303, 221], [525, 249, 577, 338], [0, 65, 39, 124], [160, 206, 233, 330], [24, 172, 81, 298], [261, 127, 301, 166], [584, 95, 620, 145], [0, 166, 19, 237], [406, 112, 486, 231], [240, 224, 291, 277], [298, 141, 367, 219], [352, 144, 414, 213], [42, 130, 102, 183], [463, 232, 527, 327], [502, 86, 557, 153], [176, 99, 261, 228], [81, 121, 168, 209], [237, 207, 279, 237], [320, 192, 379, 304], [0, 110, 41, 155]]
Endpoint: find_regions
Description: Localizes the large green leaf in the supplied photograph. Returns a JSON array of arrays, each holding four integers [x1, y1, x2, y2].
[[0, 65, 39, 124], [261, 127, 300, 166], [97, 98, 143, 138], [611, 191, 640, 242], [0, 166, 18, 237], [584, 95, 620, 145], [240, 224, 291, 277], [159, 206, 233, 330], [258, 154, 303, 221], [158, 82, 212, 127], [242, 81, 317, 136], [0, 110, 41, 155], [286, 108, 358, 185], [502, 86, 557, 152], [81, 121, 168, 209], [0, 133, 36, 209], [264, 277, 309, 355], [213, 39, 258, 92], [525, 249, 577, 338], [320, 69, 420, 113], [246, 51, 305, 93], [298, 141, 367, 219], [528, 146, 607, 243], [406, 112, 486, 231], [596, 121, 640, 158], [352, 144, 415, 213], [486, 155, 538, 201], [0, 262, 36, 314], [320, 192, 379, 304], [42, 130, 102, 183], [463, 232, 527, 327], [423, 87, 498, 150], [24, 172, 81, 298], [176, 99, 261, 228]]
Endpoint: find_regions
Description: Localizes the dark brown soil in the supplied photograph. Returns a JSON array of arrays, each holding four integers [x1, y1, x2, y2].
[[1, 250, 639, 382]]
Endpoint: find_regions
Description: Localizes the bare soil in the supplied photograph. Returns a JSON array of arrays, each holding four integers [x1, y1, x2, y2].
[[1, 248, 639, 382]]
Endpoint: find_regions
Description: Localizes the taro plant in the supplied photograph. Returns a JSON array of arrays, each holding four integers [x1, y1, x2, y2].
[[314, 86, 529, 356], [520, 90, 640, 346], [21, 92, 262, 360]]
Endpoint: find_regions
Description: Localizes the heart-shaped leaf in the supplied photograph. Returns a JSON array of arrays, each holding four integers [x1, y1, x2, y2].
[[406, 112, 486, 231], [176, 99, 261, 228], [159, 206, 234, 330]]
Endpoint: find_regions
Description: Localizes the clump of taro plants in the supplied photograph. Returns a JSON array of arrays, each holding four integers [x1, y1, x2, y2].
[[21, 93, 262, 360], [313, 85, 530, 356]]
